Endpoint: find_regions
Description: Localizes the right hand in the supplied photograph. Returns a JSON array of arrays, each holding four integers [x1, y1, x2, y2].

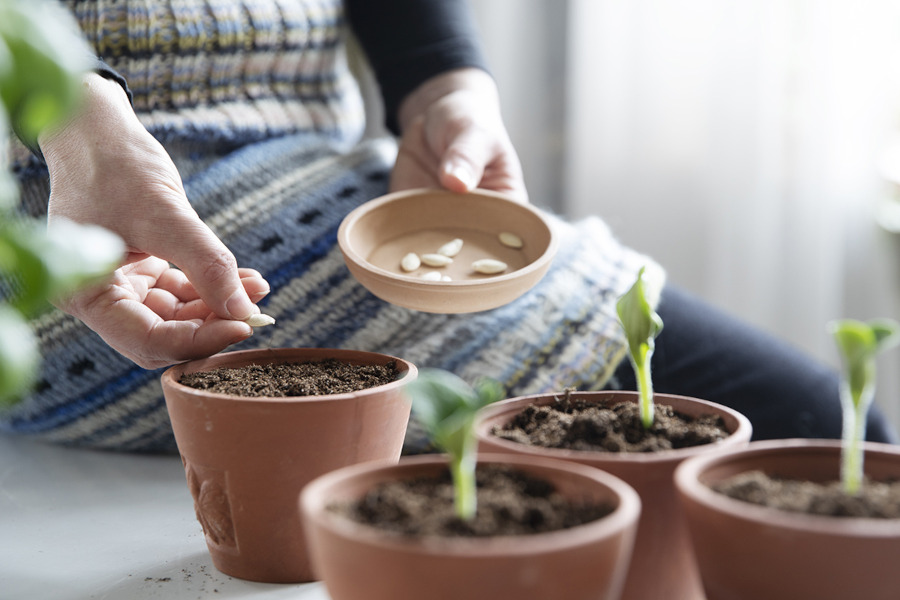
[[39, 74, 270, 369]]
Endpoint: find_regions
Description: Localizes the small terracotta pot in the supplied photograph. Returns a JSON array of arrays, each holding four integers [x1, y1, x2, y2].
[[674, 439, 900, 600], [161, 347, 417, 583], [300, 453, 641, 600], [474, 391, 752, 600]]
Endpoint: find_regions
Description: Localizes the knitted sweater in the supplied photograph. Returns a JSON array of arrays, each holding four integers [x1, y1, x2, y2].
[[2, 0, 663, 453]]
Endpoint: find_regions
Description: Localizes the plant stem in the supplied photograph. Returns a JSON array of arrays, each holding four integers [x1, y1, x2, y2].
[[451, 452, 477, 520], [841, 402, 868, 495], [636, 357, 654, 429]]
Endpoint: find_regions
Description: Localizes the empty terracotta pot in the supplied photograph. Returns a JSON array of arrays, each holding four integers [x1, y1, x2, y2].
[[674, 439, 900, 600], [474, 391, 752, 600], [300, 453, 641, 600], [161, 347, 416, 583]]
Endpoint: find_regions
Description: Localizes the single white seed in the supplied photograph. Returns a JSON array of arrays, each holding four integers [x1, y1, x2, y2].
[[441, 275, 452, 282], [498, 231, 524, 249], [244, 313, 276, 327], [437, 238, 464, 257], [400, 252, 421, 272], [472, 258, 508, 274], [421, 253, 453, 267], [420, 270, 442, 281]]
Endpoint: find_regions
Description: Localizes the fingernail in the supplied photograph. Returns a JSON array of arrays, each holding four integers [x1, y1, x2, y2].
[[225, 292, 255, 321], [446, 163, 476, 190]]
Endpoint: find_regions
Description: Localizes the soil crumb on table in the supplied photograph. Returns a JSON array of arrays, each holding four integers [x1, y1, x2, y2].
[[493, 390, 729, 453], [178, 359, 397, 397], [330, 464, 614, 538], [712, 470, 900, 519]]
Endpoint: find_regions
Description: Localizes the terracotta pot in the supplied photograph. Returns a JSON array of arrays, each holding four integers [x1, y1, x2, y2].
[[474, 391, 752, 600], [674, 439, 900, 600], [299, 453, 641, 600], [160, 347, 417, 583]]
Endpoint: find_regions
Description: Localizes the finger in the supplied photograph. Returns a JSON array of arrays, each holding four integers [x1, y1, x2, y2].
[[436, 126, 494, 193], [146, 213, 257, 322]]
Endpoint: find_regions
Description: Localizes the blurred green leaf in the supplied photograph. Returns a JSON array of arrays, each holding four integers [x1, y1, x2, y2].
[[0, 0, 93, 144], [0, 304, 38, 407]]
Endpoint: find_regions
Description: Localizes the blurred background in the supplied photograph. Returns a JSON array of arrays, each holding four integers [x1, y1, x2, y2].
[[469, 0, 900, 432]]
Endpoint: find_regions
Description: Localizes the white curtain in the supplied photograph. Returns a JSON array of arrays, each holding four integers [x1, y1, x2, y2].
[[471, 0, 900, 430]]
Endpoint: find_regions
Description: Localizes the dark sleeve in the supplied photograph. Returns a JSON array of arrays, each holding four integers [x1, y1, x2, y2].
[[17, 55, 132, 162], [344, 0, 490, 135]]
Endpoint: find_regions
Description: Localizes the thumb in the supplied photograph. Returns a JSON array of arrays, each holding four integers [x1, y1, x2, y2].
[[153, 217, 257, 322], [438, 128, 493, 193]]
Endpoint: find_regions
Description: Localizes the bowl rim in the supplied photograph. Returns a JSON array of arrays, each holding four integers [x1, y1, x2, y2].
[[300, 452, 641, 556], [473, 390, 754, 464], [160, 347, 418, 404], [674, 438, 900, 534], [337, 187, 559, 289]]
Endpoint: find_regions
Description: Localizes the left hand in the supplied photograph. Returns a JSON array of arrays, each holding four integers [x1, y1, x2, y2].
[[390, 68, 528, 204]]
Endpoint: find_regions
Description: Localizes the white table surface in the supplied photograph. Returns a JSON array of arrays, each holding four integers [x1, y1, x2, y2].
[[0, 434, 332, 600]]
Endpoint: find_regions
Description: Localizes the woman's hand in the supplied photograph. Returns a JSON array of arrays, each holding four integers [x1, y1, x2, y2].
[[390, 68, 528, 204], [39, 74, 269, 369]]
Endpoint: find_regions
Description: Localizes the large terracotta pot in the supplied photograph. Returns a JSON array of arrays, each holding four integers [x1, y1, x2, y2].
[[474, 391, 752, 600], [160, 347, 416, 583], [674, 439, 900, 600], [299, 453, 641, 600]]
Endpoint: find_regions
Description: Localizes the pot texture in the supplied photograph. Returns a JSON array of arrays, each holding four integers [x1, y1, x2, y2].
[[675, 438, 900, 600], [161, 347, 416, 583], [300, 453, 641, 600], [474, 391, 752, 600]]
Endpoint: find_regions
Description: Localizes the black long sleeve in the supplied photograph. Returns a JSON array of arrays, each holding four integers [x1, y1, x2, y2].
[[344, 0, 489, 134]]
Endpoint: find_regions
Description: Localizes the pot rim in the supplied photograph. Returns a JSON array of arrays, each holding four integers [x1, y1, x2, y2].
[[160, 347, 417, 404], [300, 452, 641, 557], [674, 438, 900, 535], [473, 390, 753, 464]]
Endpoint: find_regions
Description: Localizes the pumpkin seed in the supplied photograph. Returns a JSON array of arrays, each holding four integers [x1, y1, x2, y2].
[[472, 259, 508, 274], [437, 238, 464, 257], [400, 252, 421, 272], [420, 271, 442, 281], [498, 232, 524, 249], [244, 313, 276, 327], [421, 253, 454, 267]]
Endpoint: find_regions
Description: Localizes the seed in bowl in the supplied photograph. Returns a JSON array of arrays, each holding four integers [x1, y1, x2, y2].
[[400, 252, 421, 272], [472, 258, 508, 275], [437, 238, 464, 257], [498, 232, 524, 249], [420, 270, 443, 281], [421, 253, 454, 267]]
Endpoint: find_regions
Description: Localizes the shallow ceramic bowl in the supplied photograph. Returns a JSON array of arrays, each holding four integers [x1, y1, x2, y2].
[[337, 188, 557, 313]]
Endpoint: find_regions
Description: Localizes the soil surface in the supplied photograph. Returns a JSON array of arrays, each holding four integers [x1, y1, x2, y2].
[[331, 464, 614, 538], [712, 470, 900, 519], [493, 391, 729, 453], [178, 359, 397, 397]]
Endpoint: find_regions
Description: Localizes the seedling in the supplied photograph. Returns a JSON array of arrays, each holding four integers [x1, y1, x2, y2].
[[616, 266, 664, 429], [828, 318, 900, 495], [407, 369, 503, 520]]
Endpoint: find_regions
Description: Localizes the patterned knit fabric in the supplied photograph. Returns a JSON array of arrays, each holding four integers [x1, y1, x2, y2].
[[1, 0, 664, 453]]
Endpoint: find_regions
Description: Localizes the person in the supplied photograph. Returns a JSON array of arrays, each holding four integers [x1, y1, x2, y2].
[[2, 0, 896, 452]]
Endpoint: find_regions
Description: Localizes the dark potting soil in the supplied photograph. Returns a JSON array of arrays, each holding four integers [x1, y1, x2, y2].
[[178, 358, 398, 397], [330, 464, 615, 538], [712, 470, 900, 519], [493, 390, 729, 453]]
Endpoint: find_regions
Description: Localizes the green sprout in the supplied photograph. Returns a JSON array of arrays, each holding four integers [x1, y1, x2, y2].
[[407, 369, 504, 520], [828, 318, 900, 495], [0, 0, 125, 406], [616, 266, 664, 429]]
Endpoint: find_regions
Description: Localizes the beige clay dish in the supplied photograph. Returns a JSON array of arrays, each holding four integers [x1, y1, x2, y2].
[[337, 188, 558, 313]]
